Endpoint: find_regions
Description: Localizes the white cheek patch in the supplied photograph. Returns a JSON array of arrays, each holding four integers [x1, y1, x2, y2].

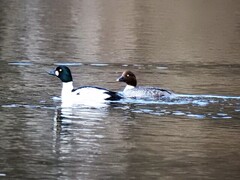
[[55, 71, 59, 76]]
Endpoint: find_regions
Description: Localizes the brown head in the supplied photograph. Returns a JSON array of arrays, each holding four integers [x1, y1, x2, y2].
[[116, 70, 137, 87]]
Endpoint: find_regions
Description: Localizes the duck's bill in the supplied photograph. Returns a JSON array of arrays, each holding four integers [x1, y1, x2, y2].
[[48, 69, 56, 76], [116, 76, 125, 82]]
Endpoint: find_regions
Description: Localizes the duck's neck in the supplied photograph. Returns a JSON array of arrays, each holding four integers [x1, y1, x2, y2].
[[61, 82, 73, 100], [123, 85, 135, 92]]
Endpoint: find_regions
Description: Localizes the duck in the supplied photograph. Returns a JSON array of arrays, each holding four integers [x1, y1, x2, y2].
[[49, 65, 122, 106], [116, 70, 175, 100]]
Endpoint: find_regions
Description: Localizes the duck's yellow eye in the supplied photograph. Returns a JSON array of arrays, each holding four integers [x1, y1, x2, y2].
[[59, 69, 62, 72], [127, 74, 130, 77]]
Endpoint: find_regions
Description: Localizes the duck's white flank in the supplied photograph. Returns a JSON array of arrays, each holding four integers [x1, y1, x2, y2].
[[60, 82, 112, 106]]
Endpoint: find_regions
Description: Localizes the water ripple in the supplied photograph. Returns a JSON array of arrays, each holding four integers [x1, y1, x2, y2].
[[1, 94, 239, 120], [8, 61, 33, 66]]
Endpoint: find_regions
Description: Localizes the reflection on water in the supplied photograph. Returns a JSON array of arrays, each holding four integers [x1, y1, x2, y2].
[[0, 0, 240, 179], [1, 83, 240, 179], [51, 106, 130, 180]]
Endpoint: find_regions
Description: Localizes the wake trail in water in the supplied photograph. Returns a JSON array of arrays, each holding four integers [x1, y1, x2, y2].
[[1, 94, 239, 119], [176, 94, 240, 100]]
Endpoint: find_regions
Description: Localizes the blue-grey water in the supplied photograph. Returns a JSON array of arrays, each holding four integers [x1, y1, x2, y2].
[[0, 0, 240, 179]]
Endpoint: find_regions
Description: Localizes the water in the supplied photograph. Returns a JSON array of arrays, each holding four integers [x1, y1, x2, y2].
[[0, 0, 240, 179]]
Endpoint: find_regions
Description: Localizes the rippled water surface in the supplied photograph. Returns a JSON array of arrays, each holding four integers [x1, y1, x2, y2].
[[0, 0, 240, 179]]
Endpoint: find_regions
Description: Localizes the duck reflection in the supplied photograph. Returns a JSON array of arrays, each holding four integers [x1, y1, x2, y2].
[[51, 104, 133, 179], [53, 104, 110, 135], [52, 105, 111, 167]]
